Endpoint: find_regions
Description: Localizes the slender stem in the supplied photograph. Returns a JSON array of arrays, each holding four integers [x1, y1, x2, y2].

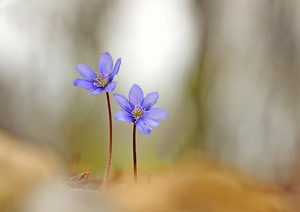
[[103, 92, 113, 186], [133, 123, 138, 183]]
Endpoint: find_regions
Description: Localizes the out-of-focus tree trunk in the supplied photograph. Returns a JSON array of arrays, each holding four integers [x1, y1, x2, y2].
[[189, 0, 300, 184]]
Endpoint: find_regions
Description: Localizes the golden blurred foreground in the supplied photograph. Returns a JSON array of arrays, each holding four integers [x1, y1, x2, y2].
[[109, 157, 297, 212], [0, 130, 60, 211], [0, 130, 298, 211]]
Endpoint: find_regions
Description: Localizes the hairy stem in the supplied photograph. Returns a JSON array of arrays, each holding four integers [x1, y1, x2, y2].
[[103, 92, 113, 186], [133, 123, 137, 183]]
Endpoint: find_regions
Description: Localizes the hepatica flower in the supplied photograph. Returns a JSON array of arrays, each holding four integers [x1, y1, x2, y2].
[[73, 52, 121, 186], [113, 84, 168, 183], [113, 84, 168, 135], [73, 52, 121, 95]]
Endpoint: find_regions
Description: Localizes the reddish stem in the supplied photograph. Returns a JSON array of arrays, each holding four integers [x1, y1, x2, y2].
[[133, 123, 138, 183], [103, 92, 113, 186]]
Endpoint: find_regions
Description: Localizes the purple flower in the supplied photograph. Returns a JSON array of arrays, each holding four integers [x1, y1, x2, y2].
[[113, 84, 168, 135], [73, 52, 121, 95]]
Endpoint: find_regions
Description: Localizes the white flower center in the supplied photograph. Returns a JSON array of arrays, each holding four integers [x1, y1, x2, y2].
[[94, 73, 109, 87], [132, 105, 146, 120]]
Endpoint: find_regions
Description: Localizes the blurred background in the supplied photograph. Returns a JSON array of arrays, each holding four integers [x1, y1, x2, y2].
[[1, 0, 300, 186]]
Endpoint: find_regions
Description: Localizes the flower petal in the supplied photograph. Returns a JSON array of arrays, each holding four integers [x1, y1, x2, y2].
[[87, 88, 103, 95], [109, 58, 121, 81], [141, 92, 159, 110], [73, 79, 97, 90], [136, 119, 152, 135], [113, 94, 133, 112], [144, 108, 168, 121], [76, 64, 97, 81], [104, 82, 117, 92], [98, 52, 113, 76], [142, 118, 159, 128], [114, 110, 133, 123], [129, 84, 144, 105]]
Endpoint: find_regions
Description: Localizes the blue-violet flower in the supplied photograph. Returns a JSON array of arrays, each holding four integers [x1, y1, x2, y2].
[[73, 52, 121, 95], [113, 84, 168, 135]]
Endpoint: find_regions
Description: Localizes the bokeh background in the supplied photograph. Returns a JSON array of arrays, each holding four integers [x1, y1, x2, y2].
[[1, 0, 300, 185]]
